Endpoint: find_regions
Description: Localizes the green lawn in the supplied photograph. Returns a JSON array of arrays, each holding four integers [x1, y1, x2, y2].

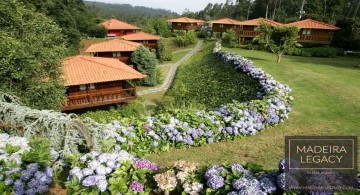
[[146, 48, 360, 170]]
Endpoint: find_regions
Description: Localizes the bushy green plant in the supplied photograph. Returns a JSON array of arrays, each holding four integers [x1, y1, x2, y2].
[[175, 31, 198, 47], [156, 39, 173, 62], [222, 29, 238, 48], [286, 47, 339, 57], [81, 99, 148, 123], [131, 46, 158, 86], [155, 68, 164, 85]]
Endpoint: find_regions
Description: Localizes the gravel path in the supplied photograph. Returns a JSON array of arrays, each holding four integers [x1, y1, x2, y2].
[[137, 40, 204, 96]]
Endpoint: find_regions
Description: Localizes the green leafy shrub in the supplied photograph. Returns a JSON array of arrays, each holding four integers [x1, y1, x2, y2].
[[131, 46, 158, 86], [156, 39, 173, 62], [175, 31, 198, 47], [81, 99, 148, 123], [286, 47, 339, 57], [221, 29, 238, 48], [155, 68, 164, 85]]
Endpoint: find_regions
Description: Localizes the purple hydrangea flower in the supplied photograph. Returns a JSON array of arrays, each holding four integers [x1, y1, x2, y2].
[[36, 185, 49, 193], [95, 165, 107, 175], [96, 179, 108, 192], [45, 166, 53, 177], [13, 180, 24, 191], [26, 163, 39, 175], [24, 188, 37, 195], [20, 170, 33, 181], [5, 178, 14, 185], [82, 176, 98, 187], [6, 167, 22, 175], [133, 159, 159, 171], [88, 160, 101, 170], [206, 175, 225, 189], [82, 168, 94, 176], [230, 164, 245, 173], [129, 180, 144, 192]]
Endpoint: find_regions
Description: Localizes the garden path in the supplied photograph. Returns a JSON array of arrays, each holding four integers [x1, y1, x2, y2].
[[137, 40, 204, 95]]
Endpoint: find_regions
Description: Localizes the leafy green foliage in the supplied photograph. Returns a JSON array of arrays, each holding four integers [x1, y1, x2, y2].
[[166, 43, 261, 109], [21, 137, 53, 166], [175, 31, 198, 47], [221, 29, 239, 48], [286, 46, 340, 57], [19, 0, 107, 53], [156, 39, 173, 62], [256, 22, 299, 62], [131, 46, 158, 86], [0, 0, 67, 110], [81, 99, 148, 123]]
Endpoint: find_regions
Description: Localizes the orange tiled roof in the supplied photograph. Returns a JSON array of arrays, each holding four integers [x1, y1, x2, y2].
[[121, 32, 162, 41], [61, 55, 145, 86], [167, 17, 205, 23], [208, 18, 242, 25], [285, 19, 340, 30], [99, 19, 141, 30], [239, 18, 282, 26], [85, 39, 141, 53]]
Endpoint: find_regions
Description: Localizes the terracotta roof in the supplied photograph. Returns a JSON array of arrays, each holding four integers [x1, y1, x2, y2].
[[99, 19, 141, 30], [61, 55, 145, 86], [121, 32, 162, 41], [285, 19, 340, 30], [167, 17, 205, 23], [85, 39, 141, 53], [208, 18, 242, 25], [239, 18, 282, 26]]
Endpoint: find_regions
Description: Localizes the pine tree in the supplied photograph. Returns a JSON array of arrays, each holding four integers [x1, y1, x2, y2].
[[131, 46, 158, 86]]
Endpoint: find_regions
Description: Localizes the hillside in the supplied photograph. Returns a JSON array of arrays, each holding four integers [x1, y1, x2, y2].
[[84, 1, 178, 22]]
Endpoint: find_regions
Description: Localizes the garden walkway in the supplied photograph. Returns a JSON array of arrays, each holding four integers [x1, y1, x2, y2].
[[137, 40, 204, 95]]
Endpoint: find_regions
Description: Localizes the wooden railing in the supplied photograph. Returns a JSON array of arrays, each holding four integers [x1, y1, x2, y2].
[[63, 88, 136, 111], [297, 35, 332, 44], [145, 43, 158, 49], [238, 30, 260, 37]]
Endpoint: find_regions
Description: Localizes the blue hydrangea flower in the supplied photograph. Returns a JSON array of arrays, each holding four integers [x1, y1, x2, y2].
[[82, 176, 98, 187], [87, 160, 101, 170], [96, 179, 108, 192], [36, 185, 49, 193], [20, 170, 33, 181], [45, 166, 53, 177], [26, 163, 39, 175], [13, 179, 24, 191], [6, 167, 22, 175], [206, 175, 225, 189], [82, 168, 94, 176], [5, 178, 14, 185], [24, 188, 37, 195], [259, 177, 277, 193], [95, 165, 107, 175]]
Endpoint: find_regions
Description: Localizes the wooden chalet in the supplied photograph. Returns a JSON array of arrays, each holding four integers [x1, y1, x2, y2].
[[61, 56, 146, 111], [285, 19, 340, 44], [166, 17, 205, 31], [121, 32, 162, 50], [85, 39, 141, 65], [238, 18, 282, 43], [208, 18, 242, 35], [99, 19, 141, 37]]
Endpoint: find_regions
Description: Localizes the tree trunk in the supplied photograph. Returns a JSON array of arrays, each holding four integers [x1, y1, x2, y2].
[[272, 0, 278, 20], [277, 53, 282, 63], [299, 0, 306, 19], [323, 0, 327, 18], [265, 4, 269, 18]]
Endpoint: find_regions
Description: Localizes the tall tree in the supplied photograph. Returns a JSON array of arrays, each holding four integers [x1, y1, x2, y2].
[[131, 46, 158, 86], [256, 22, 299, 62], [0, 0, 67, 110]]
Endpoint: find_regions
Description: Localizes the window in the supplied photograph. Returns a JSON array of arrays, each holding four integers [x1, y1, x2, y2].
[[220, 24, 224, 28], [254, 26, 258, 31], [302, 29, 311, 35], [79, 84, 86, 91], [142, 40, 149, 44], [89, 83, 95, 90], [177, 22, 181, 26], [112, 52, 121, 57], [190, 23, 193, 26]]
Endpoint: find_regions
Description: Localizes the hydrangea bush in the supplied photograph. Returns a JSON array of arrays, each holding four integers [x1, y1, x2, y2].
[[66, 151, 158, 194], [0, 133, 58, 195], [99, 41, 293, 157]]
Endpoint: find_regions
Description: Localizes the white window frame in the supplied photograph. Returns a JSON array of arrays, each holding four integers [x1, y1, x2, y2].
[[302, 29, 311, 35], [220, 24, 224, 28], [79, 84, 86, 91], [177, 22, 181, 26], [89, 83, 95, 90]]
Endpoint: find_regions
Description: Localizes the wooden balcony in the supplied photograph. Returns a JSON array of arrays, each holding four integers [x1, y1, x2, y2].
[[238, 30, 260, 38], [297, 35, 332, 44], [62, 88, 136, 111], [144, 43, 158, 50]]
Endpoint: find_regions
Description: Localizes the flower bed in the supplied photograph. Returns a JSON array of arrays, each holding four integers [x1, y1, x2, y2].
[[100, 42, 293, 156], [0, 134, 58, 194]]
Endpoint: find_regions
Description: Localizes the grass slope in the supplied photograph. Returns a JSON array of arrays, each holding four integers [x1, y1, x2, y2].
[[166, 43, 261, 109], [146, 47, 360, 170]]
